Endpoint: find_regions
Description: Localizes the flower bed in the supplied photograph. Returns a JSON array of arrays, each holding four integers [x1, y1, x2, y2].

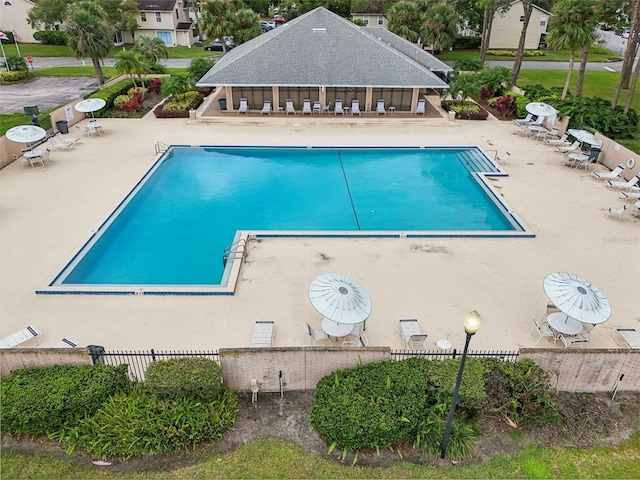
[[441, 100, 489, 120], [153, 92, 207, 118]]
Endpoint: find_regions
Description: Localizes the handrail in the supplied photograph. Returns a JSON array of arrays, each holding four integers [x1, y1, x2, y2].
[[155, 141, 170, 154], [222, 238, 247, 266]]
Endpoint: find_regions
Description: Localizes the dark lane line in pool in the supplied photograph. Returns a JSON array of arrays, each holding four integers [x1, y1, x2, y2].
[[337, 149, 361, 230]]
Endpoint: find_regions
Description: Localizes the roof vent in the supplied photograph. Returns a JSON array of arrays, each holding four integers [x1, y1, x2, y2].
[[313, 28, 327, 31]]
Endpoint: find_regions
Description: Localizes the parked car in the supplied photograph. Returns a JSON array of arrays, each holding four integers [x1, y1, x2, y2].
[[204, 37, 235, 51], [260, 21, 273, 32], [600, 23, 613, 31], [621, 27, 631, 38], [273, 15, 285, 26]]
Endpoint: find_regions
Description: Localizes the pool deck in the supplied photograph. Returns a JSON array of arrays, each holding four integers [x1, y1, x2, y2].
[[1, 114, 639, 353]]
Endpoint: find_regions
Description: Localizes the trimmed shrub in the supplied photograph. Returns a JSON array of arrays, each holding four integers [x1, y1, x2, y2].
[[113, 94, 130, 108], [487, 49, 546, 57], [33, 30, 69, 45], [144, 357, 225, 402], [309, 357, 486, 453], [0, 364, 132, 436], [148, 78, 163, 93], [488, 95, 518, 118], [454, 35, 481, 49], [57, 387, 238, 459], [1, 70, 29, 82], [127, 86, 147, 98]]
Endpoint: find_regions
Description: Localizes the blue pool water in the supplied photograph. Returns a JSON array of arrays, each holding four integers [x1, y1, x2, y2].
[[52, 146, 521, 288]]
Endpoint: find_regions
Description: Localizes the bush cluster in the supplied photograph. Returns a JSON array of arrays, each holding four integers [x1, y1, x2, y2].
[[309, 357, 486, 457], [520, 83, 639, 139], [310, 357, 558, 460], [1, 69, 29, 82], [0, 364, 132, 436], [162, 90, 200, 111], [54, 357, 237, 459], [33, 30, 68, 45], [454, 35, 481, 50], [487, 49, 547, 57]]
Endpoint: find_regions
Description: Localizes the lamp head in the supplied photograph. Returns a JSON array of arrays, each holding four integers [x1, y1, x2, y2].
[[463, 310, 483, 335]]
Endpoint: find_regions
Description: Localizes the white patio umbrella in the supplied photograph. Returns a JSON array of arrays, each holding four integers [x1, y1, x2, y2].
[[308, 273, 372, 325], [567, 129, 603, 147], [74, 98, 107, 119], [6, 125, 47, 151], [543, 272, 611, 325], [525, 102, 557, 117]]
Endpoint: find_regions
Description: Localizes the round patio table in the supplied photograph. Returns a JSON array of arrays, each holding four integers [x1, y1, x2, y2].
[[321, 318, 352, 338], [547, 312, 583, 336]]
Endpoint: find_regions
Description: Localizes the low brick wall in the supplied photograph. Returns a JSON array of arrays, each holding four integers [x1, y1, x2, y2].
[[0, 348, 92, 377], [219, 346, 390, 392], [520, 348, 640, 392]]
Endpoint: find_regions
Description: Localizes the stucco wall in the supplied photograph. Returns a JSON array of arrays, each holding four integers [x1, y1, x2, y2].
[[490, 3, 549, 50]]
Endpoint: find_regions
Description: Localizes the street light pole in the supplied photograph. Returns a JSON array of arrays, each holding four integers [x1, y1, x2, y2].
[[440, 310, 483, 459]]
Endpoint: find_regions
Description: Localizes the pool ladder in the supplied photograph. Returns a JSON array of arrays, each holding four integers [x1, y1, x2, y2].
[[222, 239, 247, 267], [155, 141, 171, 155]]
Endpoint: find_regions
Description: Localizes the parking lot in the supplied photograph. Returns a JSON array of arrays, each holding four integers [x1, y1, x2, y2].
[[0, 77, 98, 114]]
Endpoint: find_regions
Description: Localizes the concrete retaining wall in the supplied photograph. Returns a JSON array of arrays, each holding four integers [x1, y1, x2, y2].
[[0, 348, 93, 377]]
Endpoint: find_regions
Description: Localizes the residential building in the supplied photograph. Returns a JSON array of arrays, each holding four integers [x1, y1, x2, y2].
[[351, 0, 390, 28], [122, 0, 193, 47], [0, 0, 37, 43], [489, 1, 551, 50]]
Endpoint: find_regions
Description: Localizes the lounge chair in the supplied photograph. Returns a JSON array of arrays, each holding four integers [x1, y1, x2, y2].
[[0, 325, 41, 348], [54, 337, 79, 348], [496, 152, 510, 163], [415, 99, 426, 115], [607, 173, 640, 190], [613, 327, 640, 349], [75, 125, 96, 137], [302, 98, 312, 115], [528, 116, 545, 127], [545, 133, 569, 146], [554, 140, 580, 153], [251, 320, 275, 347], [351, 99, 361, 115], [376, 99, 386, 115], [260, 100, 271, 115], [305, 322, 329, 346], [238, 97, 248, 114], [49, 136, 80, 150], [312, 101, 321, 114], [513, 113, 533, 126], [398, 318, 427, 349], [619, 190, 640, 200], [529, 315, 555, 345], [592, 163, 625, 181], [334, 99, 344, 115], [285, 98, 296, 115], [343, 332, 368, 347]]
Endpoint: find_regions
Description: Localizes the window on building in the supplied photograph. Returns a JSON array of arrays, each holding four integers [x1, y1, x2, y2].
[[377, 15, 384, 26], [519, 15, 524, 22], [363, 15, 369, 26], [141, 12, 147, 22], [176, 9, 179, 19], [156, 12, 162, 22], [540, 16, 548, 27]]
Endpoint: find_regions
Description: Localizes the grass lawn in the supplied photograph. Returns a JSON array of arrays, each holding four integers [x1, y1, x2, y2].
[[1, 436, 639, 479], [438, 45, 617, 62], [1, 43, 214, 59]]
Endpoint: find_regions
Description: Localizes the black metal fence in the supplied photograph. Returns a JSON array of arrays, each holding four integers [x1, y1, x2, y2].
[[390, 349, 520, 362], [94, 349, 220, 381], [92, 348, 518, 382]]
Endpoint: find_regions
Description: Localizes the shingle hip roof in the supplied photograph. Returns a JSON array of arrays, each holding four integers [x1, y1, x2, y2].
[[197, 7, 450, 89]]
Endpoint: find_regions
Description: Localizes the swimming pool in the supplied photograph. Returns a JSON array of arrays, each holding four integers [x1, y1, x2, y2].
[[42, 146, 532, 295]]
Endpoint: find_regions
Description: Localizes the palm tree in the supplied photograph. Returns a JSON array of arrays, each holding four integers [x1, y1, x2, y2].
[[114, 49, 147, 87], [510, 0, 534, 86], [134, 35, 169, 63], [420, 2, 458, 54], [545, 0, 596, 99], [613, 0, 640, 108], [64, 2, 114, 86], [386, 1, 421, 42], [230, 8, 262, 44], [161, 73, 193, 100], [201, 0, 233, 52]]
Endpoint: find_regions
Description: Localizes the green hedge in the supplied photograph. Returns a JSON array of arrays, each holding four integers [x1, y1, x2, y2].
[[33, 30, 69, 45], [0, 364, 132, 436], [1, 70, 29, 82], [144, 357, 225, 402], [309, 357, 486, 454]]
